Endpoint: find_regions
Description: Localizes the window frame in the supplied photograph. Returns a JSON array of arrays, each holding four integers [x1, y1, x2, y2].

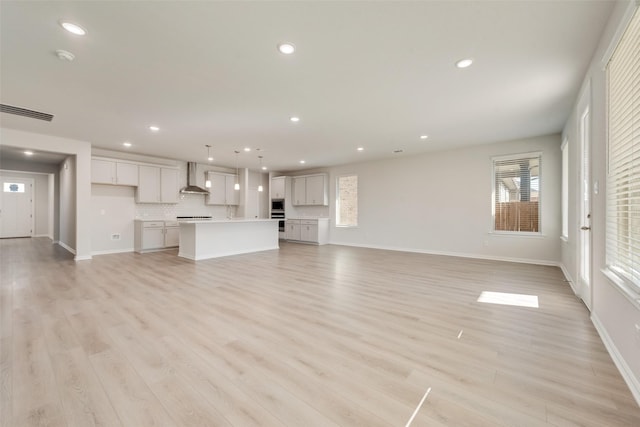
[[491, 152, 542, 236], [561, 139, 569, 241]]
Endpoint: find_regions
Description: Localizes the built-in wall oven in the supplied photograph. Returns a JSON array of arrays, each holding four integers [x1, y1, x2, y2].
[[271, 199, 285, 232]]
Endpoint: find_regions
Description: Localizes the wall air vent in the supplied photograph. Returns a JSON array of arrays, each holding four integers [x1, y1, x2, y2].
[[0, 104, 54, 122]]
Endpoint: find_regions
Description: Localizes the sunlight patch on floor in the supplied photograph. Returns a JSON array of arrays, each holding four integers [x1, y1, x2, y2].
[[477, 291, 539, 308]]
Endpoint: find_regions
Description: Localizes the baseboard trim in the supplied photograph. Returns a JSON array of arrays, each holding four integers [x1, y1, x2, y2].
[[91, 248, 134, 256], [558, 263, 579, 295], [329, 241, 560, 267], [74, 255, 93, 261], [57, 241, 76, 255], [591, 313, 640, 406]]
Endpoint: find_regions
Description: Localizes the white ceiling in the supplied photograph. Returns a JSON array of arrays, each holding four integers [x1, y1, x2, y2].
[[0, 1, 614, 172]]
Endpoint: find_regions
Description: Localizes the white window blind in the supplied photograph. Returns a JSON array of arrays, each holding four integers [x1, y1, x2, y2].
[[493, 154, 541, 233], [606, 7, 640, 292]]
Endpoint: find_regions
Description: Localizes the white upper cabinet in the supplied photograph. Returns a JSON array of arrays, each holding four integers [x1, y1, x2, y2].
[[205, 172, 239, 205], [293, 176, 307, 206], [305, 174, 327, 205], [116, 162, 139, 186], [160, 167, 178, 203], [271, 176, 286, 199], [292, 174, 328, 206], [91, 158, 138, 186], [136, 165, 178, 204]]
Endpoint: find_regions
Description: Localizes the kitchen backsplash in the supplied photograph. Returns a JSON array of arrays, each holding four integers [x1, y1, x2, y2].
[[135, 194, 235, 219]]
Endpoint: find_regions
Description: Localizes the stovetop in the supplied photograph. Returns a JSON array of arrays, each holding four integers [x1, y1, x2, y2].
[[176, 216, 213, 220]]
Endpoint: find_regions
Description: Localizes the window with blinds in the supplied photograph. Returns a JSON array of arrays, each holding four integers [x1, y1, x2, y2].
[[493, 154, 541, 233], [606, 7, 640, 293]]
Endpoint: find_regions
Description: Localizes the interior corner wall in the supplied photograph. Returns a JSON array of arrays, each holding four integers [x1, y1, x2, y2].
[[328, 134, 562, 265], [59, 156, 76, 252], [561, 0, 640, 403]]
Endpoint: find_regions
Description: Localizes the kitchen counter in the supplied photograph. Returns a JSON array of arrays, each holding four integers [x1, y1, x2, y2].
[[178, 218, 279, 260]]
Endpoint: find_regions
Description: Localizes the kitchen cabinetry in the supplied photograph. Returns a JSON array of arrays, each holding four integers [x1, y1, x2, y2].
[[136, 166, 178, 204], [285, 219, 301, 241], [134, 220, 180, 253], [91, 158, 138, 186], [205, 172, 239, 205], [164, 221, 180, 247], [285, 218, 329, 245], [292, 174, 328, 206], [271, 176, 286, 199]]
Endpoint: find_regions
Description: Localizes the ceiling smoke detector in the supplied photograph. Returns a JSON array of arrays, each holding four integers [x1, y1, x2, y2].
[[55, 49, 75, 62]]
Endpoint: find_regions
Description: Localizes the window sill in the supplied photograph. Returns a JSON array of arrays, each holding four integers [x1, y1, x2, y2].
[[335, 225, 358, 229], [488, 231, 545, 239], [601, 268, 640, 311]]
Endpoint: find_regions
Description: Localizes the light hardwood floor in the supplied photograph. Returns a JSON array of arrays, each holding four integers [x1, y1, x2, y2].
[[1, 237, 639, 426]]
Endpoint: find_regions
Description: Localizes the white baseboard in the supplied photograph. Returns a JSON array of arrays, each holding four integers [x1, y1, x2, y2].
[[558, 263, 579, 295], [591, 313, 640, 406], [74, 255, 93, 261], [329, 241, 560, 267], [33, 234, 49, 238], [91, 248, 134, 256], [57, 241, 76, 255]]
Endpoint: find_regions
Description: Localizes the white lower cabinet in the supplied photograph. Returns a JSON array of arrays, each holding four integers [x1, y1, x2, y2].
[[135, 220, 180, 252], [286, 218, 329, 245], [285, 220, 301, 241]]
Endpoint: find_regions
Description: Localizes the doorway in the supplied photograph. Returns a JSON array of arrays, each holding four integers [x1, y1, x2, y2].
[[0, 176, 34, 238]]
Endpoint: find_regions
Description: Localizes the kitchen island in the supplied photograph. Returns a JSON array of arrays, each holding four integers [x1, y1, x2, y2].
[[178, 218, 279, 260]]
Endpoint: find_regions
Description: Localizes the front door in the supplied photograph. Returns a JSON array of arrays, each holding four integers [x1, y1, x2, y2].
[[578, 106, 592, 310], [0, 177, 34, 238]]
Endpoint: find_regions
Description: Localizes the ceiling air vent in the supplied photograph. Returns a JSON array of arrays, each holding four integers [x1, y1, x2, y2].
[[0, 104, 54, 122]]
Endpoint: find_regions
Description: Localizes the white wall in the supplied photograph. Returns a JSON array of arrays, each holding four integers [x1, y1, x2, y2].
[[0, 171, 50, 237], [91, 185, 136, 254], [328, 134, 562, 264], [561, 0, 640, 404], [1, 128, 92, 260], [59, 156, 76, 253]]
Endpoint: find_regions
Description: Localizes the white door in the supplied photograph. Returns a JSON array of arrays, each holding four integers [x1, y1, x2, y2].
[[0, 177, 34, 238], [578, 107, 592, 310]]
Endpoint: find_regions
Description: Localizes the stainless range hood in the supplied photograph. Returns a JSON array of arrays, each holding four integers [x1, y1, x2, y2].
[[180, 162, 209, 195]]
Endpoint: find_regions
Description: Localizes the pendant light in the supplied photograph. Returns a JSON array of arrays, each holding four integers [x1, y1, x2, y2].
[[258, 156, 264, 192], [205, 145, 212, 188], [234, 150, 240, 190]]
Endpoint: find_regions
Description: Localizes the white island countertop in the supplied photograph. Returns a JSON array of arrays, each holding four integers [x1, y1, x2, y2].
[[178, 218, 279, 261]]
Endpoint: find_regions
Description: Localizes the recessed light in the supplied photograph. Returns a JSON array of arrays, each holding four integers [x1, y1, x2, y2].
[[299, 160, 306, 164], [278, 43, 295, 54], [420, 135, 429, 140], [455, 58, 473, 68], [24, 150, 34, 156], [357, 147, 364, 151], [122, 142, 132, 147], [208, 157, 214, 162], [60, 21, 87, 36], [262, 166, 268, 170], [149, 126, 159, 132], [290, 116, 300, 122], [244, 147, 251, 152]]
